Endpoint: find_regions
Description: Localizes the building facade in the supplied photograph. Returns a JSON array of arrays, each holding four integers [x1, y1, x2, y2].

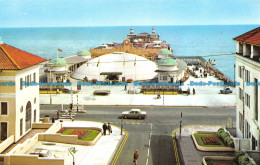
[[0, 42, 46, 142], [233, 27, 260, 150]]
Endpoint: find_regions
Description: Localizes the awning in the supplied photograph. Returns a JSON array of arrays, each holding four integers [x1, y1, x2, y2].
[[100, 72, 123, 75]]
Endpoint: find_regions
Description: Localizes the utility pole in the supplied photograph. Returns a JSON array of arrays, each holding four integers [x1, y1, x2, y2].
[[77, 95, 79, 112], [241, 66, 245, 139], [180, 112, 182, 139]]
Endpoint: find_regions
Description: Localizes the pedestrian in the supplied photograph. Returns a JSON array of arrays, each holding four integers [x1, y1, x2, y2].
[[102, 123, 107, 136], [187, 87, 190, 95], [56, 88, 59, 95], [193, 88, 195, 95], [108, 123, 112, 135], [133, 150, 139, 165]]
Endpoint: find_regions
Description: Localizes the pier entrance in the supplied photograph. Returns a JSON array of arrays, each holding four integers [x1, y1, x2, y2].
[[100, 72, 122, 81]]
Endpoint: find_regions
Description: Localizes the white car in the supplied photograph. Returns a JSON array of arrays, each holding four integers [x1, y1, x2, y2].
[[122, 109, 146, 119]]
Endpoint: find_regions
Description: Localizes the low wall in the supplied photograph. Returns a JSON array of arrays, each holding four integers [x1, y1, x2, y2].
[[77, 131, 102, 146], [0, 136, 14, 153], [12, 134, 38, 154], [192, 131, 235, 152], [39, 127, 102, 146], [202, 156, 235, 165], [38, 134, 78, 144], [32, 123, 53, 129], [45, 122, 61, 134], [3, 154, 64, 165]]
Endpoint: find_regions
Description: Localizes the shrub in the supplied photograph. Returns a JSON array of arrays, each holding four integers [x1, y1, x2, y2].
[[220, 132, 229, 140], [224, 136, 231, 144], [238, 155, 249, 165], [216, 129, 224, 137], [227, 139, 234, 148], [235, 151, 243, 160]]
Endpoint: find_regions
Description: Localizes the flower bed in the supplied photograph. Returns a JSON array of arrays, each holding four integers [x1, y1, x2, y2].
[[201, 135, 220, 145], [69, 129, 88, 139], [194, 132, 225, 147], [57, 127, 100, 141]]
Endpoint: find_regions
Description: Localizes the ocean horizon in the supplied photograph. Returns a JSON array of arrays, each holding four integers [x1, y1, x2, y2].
[[0, 24, 259, 80]]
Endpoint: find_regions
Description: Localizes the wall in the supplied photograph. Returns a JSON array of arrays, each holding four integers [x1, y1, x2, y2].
[[11, 134, 38, 154], [0, 135, 14, 153], [3, 155, 64, 165], [38, 134, 78, 144], [32, 123, 53, 129]]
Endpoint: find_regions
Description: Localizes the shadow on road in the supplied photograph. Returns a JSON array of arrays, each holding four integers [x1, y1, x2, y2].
[[150, 134, 176, 165]]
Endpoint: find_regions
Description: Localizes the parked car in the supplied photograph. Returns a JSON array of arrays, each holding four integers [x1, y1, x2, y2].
[[122, 109, 146, 119], [220, 87, 232, 94]]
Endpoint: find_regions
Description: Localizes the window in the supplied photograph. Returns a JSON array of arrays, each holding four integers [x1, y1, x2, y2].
[[0, 122, 7, 141], [239, 112, 243, 131], [245, 69, 250, 82], [20, 78, 23, 90], [239, 66, 241, 78], [33, 73, 36, 82], [34, 98, 36, 104], [20, 106, 23, 113], [245, 93, 250, 108], [0, 102, 7, 115], [239, 88, 242, 100], [30, 74, 31, 83]]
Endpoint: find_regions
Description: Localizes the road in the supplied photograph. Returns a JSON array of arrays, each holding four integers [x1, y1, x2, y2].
[[40, 105, 236, 165]]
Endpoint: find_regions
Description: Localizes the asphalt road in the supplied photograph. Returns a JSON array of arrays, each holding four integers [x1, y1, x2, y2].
[[40, 105, 236, 165]]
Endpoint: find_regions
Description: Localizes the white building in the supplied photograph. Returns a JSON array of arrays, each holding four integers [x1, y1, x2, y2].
[[0, 42, 46, 142], [155, 57, 187, 83], [46, 57, 69, 83], [233, 27, 260, 150]]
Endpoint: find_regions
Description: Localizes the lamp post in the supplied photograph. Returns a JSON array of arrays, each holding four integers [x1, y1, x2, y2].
[[77, 95, 78, 112], [69, 147, 77, 165], [180, 112, 182, 139], [49, 63, 53, 105]]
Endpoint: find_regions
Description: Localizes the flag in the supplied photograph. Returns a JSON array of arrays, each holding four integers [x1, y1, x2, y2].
[[97, 59, 100, 67], [57, 48, 63, 52], [123, 58, 125, 67], [134, 57, 136, 66]]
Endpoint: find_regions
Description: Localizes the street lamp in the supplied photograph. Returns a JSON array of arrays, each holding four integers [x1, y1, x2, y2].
[[69, 147, 77, 165], [48, 63, 54, 105]]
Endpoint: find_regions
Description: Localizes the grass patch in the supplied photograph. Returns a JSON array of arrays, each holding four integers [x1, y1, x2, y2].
[[205, 159, 237, 165], [57, 128, 100, 142], [194, 132, 226, 147]]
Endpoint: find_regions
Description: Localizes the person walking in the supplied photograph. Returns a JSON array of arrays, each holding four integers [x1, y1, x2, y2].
[[108, 123, 112, 135], [133, 150, 139, 165], [102, 123, 107, 136]]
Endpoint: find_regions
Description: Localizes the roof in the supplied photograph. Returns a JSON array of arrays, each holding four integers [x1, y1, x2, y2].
[[64, 55, 87, 64], [49, 57, 67, 67], [158, 49, 173, 55], [0, 43, 46, 70], [158, 57, 178, 66], [77, 49, 92, 56], [233, 27, 260, 46]]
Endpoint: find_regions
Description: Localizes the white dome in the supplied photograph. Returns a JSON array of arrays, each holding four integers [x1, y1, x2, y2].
[[71, 52, 158, 81]]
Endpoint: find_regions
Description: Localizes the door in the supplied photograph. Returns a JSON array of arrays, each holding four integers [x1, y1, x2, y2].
[[252, 136, 256, 150], [0, 122, 7, 141], [26, 101, 32, 131]]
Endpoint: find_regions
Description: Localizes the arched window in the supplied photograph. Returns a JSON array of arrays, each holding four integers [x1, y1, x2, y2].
[[25, 101, 32, 131]]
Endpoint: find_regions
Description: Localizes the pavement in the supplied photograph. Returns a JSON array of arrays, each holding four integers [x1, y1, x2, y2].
[[26, 121, 125, 165], [40, 75, 236, 107], [174, 125, 235, 165]]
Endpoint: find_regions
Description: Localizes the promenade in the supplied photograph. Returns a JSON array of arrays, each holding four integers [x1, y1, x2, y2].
[[40, 75, 236, 107]]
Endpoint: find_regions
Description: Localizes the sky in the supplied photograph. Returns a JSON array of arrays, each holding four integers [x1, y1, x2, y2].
[[0, 0, 259, 27]]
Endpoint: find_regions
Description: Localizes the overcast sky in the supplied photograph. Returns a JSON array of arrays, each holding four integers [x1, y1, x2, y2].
[[0, 0, 259, 27]]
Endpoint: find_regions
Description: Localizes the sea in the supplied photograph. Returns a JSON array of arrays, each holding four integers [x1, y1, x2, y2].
[[0, 25, 259, 81]]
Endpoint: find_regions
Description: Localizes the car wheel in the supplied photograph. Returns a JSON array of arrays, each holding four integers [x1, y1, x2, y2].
[[124, 116, 127, 119], [139, 116, 142, 119]]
